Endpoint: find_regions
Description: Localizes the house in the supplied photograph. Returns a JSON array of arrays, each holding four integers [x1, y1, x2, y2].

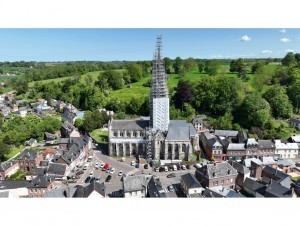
[[58, 137, 70, 149], [123, 174, 152, 198], [274, 139, 299, 159], [245, 138, 259, 158], [260, 156, 277, 166], [225, 143, 246, 161], [44, 184, 77, 198], [262, 165, 291, 189], [0, 106, 11, 116], [201, 132, 224, 161], [32, 167, 47, 176], [62, 108, 76, 124], [17, 150, 43, 173], [61, 121, 76, 137], [45, 132, 56, 141], [258, 140, 275, 157], [214, 130, 239, 142], [180, 173, 204, 197], [0, 180, 30, 198], [288, 118, 300, 130], [27, 176, 55, 198], [11, 103, 18, 112], [147, 176, 167, 198], [25, 138, 38, 147], [35, 100, 51, 113], [73, 182, 106, 198], [70, 129, 80, 138], [18, 107, 28, 117], [290, 134, 300, 143], [56, 100, 66, 112], [46, 163, 67, 179], [0, 160, 19, 180], [264, 179, 292, 198], [237, 131, 248, 143], [73, 111, 85, 124], [242, 177, 266, 197], [228, 160, 250, 187], [277, 159, 295, 173], [206, 186, 245, 198], [42, 149, 58, 160], [192, 115, 211, 133], [195, 162, 238, 189]]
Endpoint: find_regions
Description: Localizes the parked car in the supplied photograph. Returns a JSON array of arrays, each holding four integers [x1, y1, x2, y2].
[[181, 165, 186, 170], [87, 156, 93, 162], [173, 165, 177, 171], [167, 173, 176, 178], [105, 175, 112, 182], [168, 185, 175, 192], [76, 170, 84, 176], [144, 164, 149, 169], [186, 164, 191, 170], [135, 163, 140, 168], [155, 167, 159, 172], [159, 167, 164, 172], [164, 166, 169, 172], [85, 176, 92, 183], [110, 168, 115, 174], [95, 176, 100, 182], [83, 163, 89, 170], [95, 162, 99, 169], [100, 163, 105, 168], [90, 171, 94, 177], [103, 163, 109, 171], [131, 160, 135, 166], [194, 163, 202, 169], [118, 171, 123, 176], [90, 177, 96, 183], [106, 167, 111, 173]]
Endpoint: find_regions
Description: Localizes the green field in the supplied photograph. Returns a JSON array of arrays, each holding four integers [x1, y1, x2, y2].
[[90, 129, 109, 144], [28, 69, 125, 87]]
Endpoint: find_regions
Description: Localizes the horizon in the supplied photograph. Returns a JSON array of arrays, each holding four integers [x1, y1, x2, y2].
[[0, 28, 299, 62]]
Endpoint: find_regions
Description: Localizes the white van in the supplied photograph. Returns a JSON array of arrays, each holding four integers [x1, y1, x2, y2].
[[173, 165, 177, 171]]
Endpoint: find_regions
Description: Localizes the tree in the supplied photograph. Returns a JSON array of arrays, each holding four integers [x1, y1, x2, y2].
[[173, 57, 183, 74], [213, 112, 233, 130], [251, 61, 265, 74], [0, 69, 3, 74], [173, 79, 193, 110], [95, 72, 109, 92], [183, 58, 196, 72], [164, 57, 173, 74], [229, 58, 245, 73], [74, 118, 84, 130], [287, 79, 300, 112], [262, 85, 293, 118], [84, 74, 94, 86], [178, 67, 187, 78], [83, 110, 108, 132], [281, 52, 296, 66], [126, 97, 143, 115], [252, 68, 272, 92], [295, 53, 300, 63], [198, 62, 205, 73], [12, 78, 29, 94], [236, 93, 271, 128], [0, 141, 10, 161], [204, 60, 220, 76], [127, 63, 143, 82]]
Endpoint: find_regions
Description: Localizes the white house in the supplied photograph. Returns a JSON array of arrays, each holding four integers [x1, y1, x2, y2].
[[123, 175, 152, 198], [274, 139, 299, 159], [18, 107, 28, 117], [180, 173, 204, 197]]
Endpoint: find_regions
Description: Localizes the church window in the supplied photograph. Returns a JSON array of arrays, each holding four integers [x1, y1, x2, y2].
[[113, 131, 117, 137], [140, 131, 144, 137], [133, 131, 137, 137], [120, 131, 124, 137]]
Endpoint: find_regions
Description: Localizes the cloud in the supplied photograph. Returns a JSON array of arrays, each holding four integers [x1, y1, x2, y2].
[[262, 50, 273, 54], [240, 35, 251, 42], [279, 29, 287, 33], [285, 49, 294, 53], [280, 38, 291, 43]]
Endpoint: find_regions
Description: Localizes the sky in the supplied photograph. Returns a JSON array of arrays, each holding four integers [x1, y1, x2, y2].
[[0, 28, 300, 62]]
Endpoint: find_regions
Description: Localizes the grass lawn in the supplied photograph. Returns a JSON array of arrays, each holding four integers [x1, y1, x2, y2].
[[7, 170, 26, 180], [291, 176, 300, 182], [4, 145, 24, 161], [90, 129, 109, 144]]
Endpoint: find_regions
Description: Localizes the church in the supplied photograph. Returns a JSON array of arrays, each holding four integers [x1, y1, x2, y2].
[[108, 36, 199, 161]]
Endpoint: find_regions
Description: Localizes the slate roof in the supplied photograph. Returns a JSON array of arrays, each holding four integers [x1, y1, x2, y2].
[[245, 138, 258, 146], [228, 161, 250, 174], [215, 130, 238, 138], [165, 120, 197, 141], [237, 131, 248, 143], [0, 160, 18, 172], [203, 132, 223, 149], [47, 163, 67, 176], [73, 182, 106, 198], [244, 158, 262, 168], [274, 139, 299, 150], [290, 134, 300, 143], [123, 175, 151, 193], [26, 138, 37, 146], [45, 132, 56, 140], [265, 180, 292, 197], [62, 108, 76, 123], [258, 140, 275, 149], [147, 176, 166, 198], [0, 180, 30, 190], [111, 119, 149, 130], [181, 173, 202, 189], [32, 167, 46, 176], [243, 177, 265, 191], [27, 176, 53, 188], [226, 190, 245, 198], [262, 165, 290, 180], [197, 162, 238, 179], [44, 186, 77, 198], [18, 150, 39, 160], [192, 116, 207, 124], [226, 143, 246, 151], [202, 188, 225, 198], [277, 159, 293, 167], [260, 156, 276, 165]]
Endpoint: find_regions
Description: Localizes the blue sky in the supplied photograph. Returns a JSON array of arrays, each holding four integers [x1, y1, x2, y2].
[[0, 28, 300, 61]]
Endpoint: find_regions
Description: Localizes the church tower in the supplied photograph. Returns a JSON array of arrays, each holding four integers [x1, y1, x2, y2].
[[150, 36, 169, 132]]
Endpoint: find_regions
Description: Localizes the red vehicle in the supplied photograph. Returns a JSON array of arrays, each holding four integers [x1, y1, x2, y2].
[[102, 163, 109, 171]]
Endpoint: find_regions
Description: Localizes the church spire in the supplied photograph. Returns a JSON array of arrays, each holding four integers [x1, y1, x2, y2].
[[150, 35, 169, 132]]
